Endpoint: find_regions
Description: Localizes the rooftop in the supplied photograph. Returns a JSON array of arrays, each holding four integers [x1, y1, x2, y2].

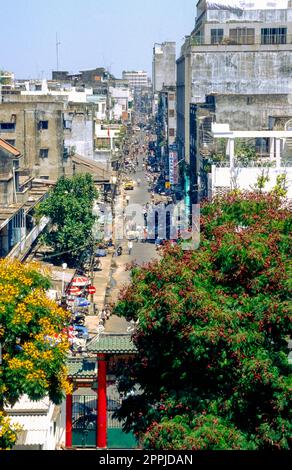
[[87, 333, 137, 354], [67, 359, 97, 379]]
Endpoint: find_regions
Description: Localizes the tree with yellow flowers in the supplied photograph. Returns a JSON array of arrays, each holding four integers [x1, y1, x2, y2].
[[0, 259, 71, 449]]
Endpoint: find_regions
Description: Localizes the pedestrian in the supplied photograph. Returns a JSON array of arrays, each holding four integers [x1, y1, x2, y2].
[[126, 195, 130, 205], [100, 309, 106, 325], [128, 240, 133, 255]]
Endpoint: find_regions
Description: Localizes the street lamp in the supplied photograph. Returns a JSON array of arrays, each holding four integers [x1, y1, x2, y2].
[[61, 263, 67, 297]]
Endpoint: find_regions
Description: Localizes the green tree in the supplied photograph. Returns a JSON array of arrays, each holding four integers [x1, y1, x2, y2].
[[0, 412, 22, 450], [0, 259, 71, 448], [114, 191, 292, 450], [37, 174, 98, 264], [235, 140, 258, 165]]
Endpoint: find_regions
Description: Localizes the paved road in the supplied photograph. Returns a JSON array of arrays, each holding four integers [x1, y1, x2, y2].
[[105, 130, 160, 333]]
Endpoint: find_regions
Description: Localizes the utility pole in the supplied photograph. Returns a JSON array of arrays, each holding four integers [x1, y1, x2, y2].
[[56, 33, 61, 71]]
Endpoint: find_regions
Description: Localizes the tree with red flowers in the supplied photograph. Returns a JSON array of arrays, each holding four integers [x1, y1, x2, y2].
[[114, 191, 292, 450]]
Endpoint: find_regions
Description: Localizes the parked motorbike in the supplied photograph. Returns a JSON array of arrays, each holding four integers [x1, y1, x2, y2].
[[116, 246, 123, 256], [72, 314, 86, 326]]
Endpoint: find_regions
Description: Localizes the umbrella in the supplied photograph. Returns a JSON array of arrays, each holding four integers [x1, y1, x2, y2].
[[76, 298, 91, 307], [68, 286, 82, 295], [72, 276, 90, 287]]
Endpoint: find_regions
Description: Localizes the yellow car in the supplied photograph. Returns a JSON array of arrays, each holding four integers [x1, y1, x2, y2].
[[124, 181, 134, 190]]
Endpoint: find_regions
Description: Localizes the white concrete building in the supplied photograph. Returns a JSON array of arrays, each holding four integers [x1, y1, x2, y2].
[[109, 86, 133, 122], [122, 71, 149, 90], [5, 395, 65, 450], [21, 80, 95, 103], [94, 124, 121, 165]]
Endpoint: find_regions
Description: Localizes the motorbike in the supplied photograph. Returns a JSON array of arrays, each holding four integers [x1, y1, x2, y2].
[[116, 246, 123, 256], [72, 314, 86, 326]]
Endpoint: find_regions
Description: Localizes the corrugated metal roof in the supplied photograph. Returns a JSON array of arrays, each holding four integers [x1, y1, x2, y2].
[[72, 154, 112, 181], [5, 395, 50, 413], [9, 414, 49, 430], [0, 138, 21, 157], [9, 415, 49, 445], [87, 334, 137, 354], [14, 430, 47, 446]]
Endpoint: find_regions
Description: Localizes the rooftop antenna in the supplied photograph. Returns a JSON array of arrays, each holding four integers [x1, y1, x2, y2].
[[56, 33, 61, 71]]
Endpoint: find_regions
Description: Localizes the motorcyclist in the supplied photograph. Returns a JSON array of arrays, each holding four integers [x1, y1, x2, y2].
[[116, 246, 123, 256]]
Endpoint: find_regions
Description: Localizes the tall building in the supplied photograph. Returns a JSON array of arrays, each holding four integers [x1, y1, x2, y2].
[[122, 71, 149, 90], [152, 42, 176, 94], [177, 0, 292, 205]]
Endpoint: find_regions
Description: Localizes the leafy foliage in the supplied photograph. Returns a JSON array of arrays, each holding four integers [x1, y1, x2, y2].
[[0, 412, 21, 450], [0, 260, 71, 446], [114, 191, 292, 450], [37, 174, 98, 263]]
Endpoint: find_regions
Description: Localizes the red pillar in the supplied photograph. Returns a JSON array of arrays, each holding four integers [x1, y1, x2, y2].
[[97, 354, 107, 448], [65, 392, 73, 448]]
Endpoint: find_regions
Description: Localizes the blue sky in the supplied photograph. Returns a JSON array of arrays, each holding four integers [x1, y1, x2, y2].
[[1, 0, 196, 79]]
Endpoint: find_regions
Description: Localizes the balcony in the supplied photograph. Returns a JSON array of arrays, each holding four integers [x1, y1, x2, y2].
[[189, 33, 292, 47], [7, 216, 50, 261]]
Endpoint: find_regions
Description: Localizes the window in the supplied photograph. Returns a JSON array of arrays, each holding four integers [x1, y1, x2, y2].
[[40, 176, 49, 180], [261, 28, 287, 45], [63, 120, 72, 130], [169, 128, 175, 137], [0, 122, 16, 132], [39, 149, 49, 158], [247, 97, 253, 105], [229, 28, 255, 45], [169, 109, 175, 118], [169, 94, 175, 101], [5, 139, 16, 146], [211, 29, 224, 45], [38, 120, 49, 130]]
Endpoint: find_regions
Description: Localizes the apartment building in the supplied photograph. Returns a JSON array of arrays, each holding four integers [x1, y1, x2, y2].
[[177, 0, 292, 204], [0, 95, 69, 180], [152, 42, 176, 94], [122, 71, 149, 90]]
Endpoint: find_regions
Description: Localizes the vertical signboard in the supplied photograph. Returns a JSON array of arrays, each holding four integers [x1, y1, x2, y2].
[[169, 145, 178, 185]]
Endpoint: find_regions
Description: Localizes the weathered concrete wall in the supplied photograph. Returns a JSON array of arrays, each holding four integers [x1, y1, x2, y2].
[[191, 50, 292, 103], [176, 57, 186, 161], [0, 99, 65, 180], [176, 53, 192, 164], [153, 42, 176, 93], [0, 150, 14, 206], [64, 113, 94, 159], [215, 94, 292, 130], [207, 6, 292, 26]]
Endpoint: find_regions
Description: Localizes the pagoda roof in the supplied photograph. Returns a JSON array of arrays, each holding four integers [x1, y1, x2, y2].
[[86, 334, 137, 354]]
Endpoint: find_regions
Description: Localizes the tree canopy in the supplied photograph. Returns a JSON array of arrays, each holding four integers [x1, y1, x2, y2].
[[114, 191, 292, 450], [37, 174, 98, 264], [0, 260, 71, 448]]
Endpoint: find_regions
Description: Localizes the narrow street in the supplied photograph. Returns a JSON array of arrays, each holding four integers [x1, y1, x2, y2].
[[87, 129, 160, 335]]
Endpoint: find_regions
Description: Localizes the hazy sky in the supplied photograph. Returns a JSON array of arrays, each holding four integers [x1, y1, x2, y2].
[[1, 0, 196, 79]]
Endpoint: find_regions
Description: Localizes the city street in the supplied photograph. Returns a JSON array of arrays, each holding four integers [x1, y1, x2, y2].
[[105, 130, 160, 333]]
